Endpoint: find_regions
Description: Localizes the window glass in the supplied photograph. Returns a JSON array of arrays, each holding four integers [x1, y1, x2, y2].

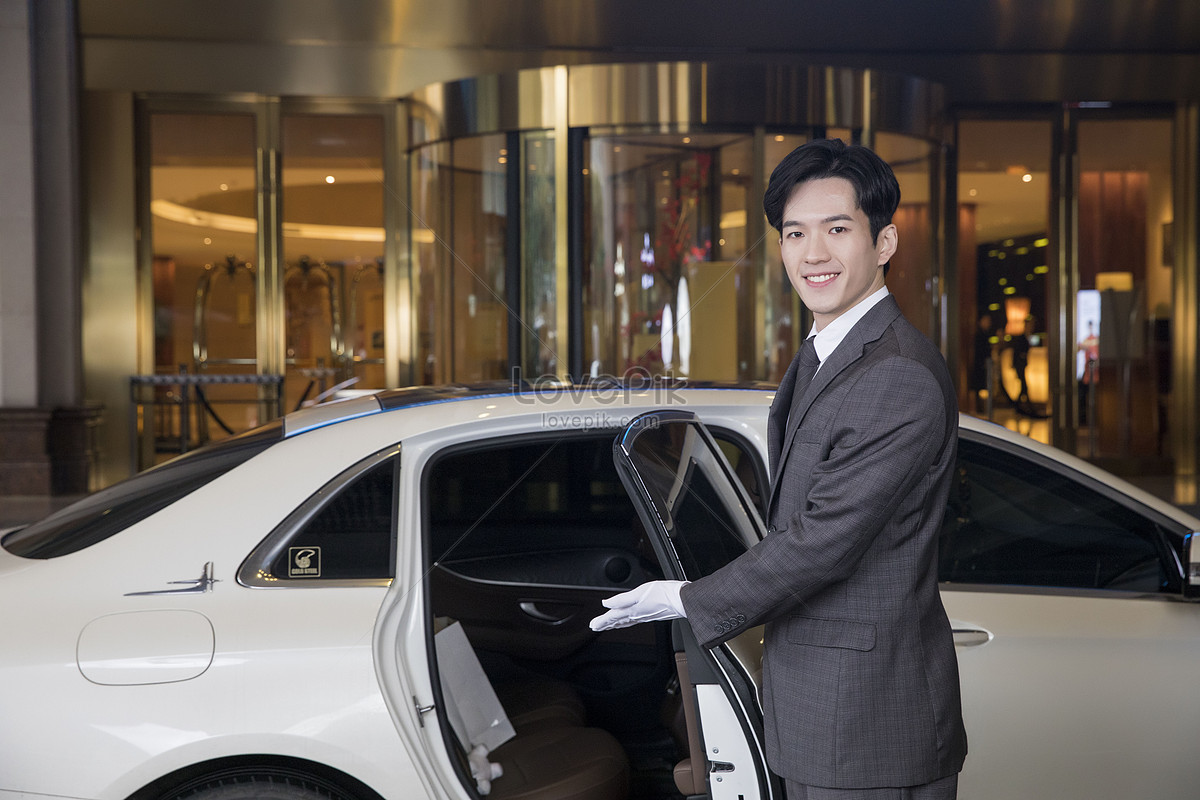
[[280, 114, 386, 408], [619, 418, 760, 580], [875, 131, 938, 340], [2, 422, 282, 559], [427, 428, 763, 569], [1076, 118, 1173, 463], [956, 120, 1053, 443], [941, 438, 1169, 592], [257, 453, 397, 583], [410, 135, 510, 384], [147, 112, 261, 465], [582, 132, 753, 381], [428, 435, 635, 564], [523, 131, 558, 379]]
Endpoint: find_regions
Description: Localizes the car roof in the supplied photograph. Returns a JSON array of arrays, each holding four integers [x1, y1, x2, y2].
[[281, 379, 778, 436]]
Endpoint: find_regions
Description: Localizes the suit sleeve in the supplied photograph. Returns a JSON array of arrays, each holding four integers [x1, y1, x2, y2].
[[680, 355, 948, 648]]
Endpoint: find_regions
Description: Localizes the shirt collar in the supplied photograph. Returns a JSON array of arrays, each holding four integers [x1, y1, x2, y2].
[[806, 285, 891, 365]]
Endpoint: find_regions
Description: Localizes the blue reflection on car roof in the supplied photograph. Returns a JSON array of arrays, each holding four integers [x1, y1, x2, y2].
[[284, 379, 775, 437]]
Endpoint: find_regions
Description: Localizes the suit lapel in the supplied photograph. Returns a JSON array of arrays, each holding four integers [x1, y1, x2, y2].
[[765, 296, 904, 520], [768, 347, 802, 473]]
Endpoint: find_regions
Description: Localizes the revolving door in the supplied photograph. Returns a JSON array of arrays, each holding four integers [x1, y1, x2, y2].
[[408, 63, 946, 386]]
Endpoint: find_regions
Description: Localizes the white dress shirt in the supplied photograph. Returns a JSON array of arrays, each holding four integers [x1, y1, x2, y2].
[[806, 285, 891, 372]]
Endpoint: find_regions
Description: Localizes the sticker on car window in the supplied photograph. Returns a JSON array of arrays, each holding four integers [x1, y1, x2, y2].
[[289, 547, 321, 578]]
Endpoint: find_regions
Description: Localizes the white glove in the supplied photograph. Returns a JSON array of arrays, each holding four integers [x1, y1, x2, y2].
[[590, 580, 688, 631]]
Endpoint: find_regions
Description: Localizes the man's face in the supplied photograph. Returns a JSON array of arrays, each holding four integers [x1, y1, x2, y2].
[[779, 176, 896, 331]]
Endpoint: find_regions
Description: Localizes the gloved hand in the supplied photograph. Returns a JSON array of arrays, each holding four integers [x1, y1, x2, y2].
[[589, 580, 688, 631]]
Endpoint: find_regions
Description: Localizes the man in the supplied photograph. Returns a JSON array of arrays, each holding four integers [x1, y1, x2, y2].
[[592, 139, 968, 799]]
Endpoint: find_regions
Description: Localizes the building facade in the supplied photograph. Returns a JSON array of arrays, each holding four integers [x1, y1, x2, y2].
[[5, 0, 1200, 497]]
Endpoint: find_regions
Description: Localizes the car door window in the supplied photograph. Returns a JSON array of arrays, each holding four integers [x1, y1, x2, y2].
[[427, 429, 763, 576], [615, 414, 762, 581], [941, 438, 1171, 593], [239, 449, 397, 586]]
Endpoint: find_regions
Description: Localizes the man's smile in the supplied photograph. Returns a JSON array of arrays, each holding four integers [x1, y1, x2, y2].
[[805, 273, 838, 285]]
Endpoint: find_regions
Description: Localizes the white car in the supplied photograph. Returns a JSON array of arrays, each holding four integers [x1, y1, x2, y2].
[[1, 383, 1197, 800]]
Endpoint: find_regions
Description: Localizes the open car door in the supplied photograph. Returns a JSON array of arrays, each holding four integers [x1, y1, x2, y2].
[[613, 410, 782, 800]]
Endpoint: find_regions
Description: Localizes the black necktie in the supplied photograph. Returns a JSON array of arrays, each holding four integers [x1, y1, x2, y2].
[[789, 337, 819, 423]]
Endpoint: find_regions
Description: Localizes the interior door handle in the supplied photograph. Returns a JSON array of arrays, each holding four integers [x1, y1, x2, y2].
[[518, 601, 575, 624], [952, 627, 992, 647]]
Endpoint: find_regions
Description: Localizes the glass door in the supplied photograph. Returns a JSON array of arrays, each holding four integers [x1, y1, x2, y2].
[[146, 111, 261, 464], [140, 103, 391, 470], [409, 134, 513, 384], [280, 113, 385, 408], [1075, 117, 1174, 469], [955, 119, 1053, 442]]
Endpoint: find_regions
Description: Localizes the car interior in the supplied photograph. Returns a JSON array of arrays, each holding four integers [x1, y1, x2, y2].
[[423, 429, 765, 800]]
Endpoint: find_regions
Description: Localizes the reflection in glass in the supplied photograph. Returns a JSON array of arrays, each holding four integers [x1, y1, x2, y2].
[[956, 120, 1052, 442], [281, 114, 384, 406], [763, 133, 808, 381], [875, 132, 938, 340], [524, 133, 557, 379], [583, 133, 753, 381], [149, 112, 259, 457], [618, 418, 759, 580], [411, 135, 511, 384], [1077, 118, 1173, 463]]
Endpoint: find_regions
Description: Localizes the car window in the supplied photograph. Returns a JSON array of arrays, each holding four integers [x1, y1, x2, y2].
[[427, 433, 639, 565], [2, 421, 283, 559], [940, 437, 1171, 593], [426, 427, 763, 570], [240, 449, 397, 586], [615, 415, 762, 581]]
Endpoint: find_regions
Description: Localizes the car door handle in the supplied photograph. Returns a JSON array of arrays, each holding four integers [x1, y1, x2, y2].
[[518, 601, 576, 624], [952, 626, 992, 647]]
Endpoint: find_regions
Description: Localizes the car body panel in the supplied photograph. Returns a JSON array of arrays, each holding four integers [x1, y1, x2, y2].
[[947, 588, 1200, 798]]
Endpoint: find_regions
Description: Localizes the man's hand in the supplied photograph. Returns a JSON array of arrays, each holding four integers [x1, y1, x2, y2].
[[589, 580, 688, 631]]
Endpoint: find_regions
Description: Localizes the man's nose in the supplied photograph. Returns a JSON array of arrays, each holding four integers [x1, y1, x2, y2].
[[804, 235, 830, 262]]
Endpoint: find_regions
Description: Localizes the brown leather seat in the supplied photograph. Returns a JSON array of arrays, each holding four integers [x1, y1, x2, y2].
[[495, 677, 587, 732], [434, 618, 629, 800], [488, 725, 630, 800]]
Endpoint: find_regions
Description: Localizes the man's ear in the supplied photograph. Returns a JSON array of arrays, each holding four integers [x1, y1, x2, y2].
[[876, 223, 898, 266]]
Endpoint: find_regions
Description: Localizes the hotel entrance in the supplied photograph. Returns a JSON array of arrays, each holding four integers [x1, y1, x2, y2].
[[407, 64, 945, 388], [953, 109, 1182, 482], [112, 62, 1196, 494]]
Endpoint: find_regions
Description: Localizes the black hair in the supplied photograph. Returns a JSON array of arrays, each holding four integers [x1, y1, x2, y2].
[[762, 138, 901, 244]]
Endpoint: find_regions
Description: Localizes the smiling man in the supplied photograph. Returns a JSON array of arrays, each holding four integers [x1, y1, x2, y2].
[[593, 139, 968, 800]]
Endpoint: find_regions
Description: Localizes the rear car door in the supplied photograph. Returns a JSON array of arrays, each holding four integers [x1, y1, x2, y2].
[[613, 410, 779, 800], [940, 429, 1200, 800]]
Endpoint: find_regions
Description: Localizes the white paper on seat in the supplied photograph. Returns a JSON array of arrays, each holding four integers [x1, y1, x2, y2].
[[434, 621, 516, 752]]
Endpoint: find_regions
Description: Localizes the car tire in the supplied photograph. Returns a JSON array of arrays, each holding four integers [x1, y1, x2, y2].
[[169, 773, 357, 800]]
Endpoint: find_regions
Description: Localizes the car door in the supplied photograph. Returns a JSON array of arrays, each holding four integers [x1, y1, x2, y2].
[[613, 410, 780, 800], [941, 429, 1200, 800]]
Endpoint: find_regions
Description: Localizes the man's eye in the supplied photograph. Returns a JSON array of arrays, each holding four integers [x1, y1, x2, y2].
[[830, 226, 847, 234]]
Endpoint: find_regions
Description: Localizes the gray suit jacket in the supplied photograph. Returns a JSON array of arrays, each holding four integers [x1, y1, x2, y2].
[[680, 296, 967, 789]]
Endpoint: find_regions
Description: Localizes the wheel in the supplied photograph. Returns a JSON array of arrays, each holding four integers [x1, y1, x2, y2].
[[168, 771, 358, 800]]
